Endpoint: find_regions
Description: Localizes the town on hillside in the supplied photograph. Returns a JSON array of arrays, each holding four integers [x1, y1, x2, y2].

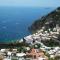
[[0, 7, 60, 60]]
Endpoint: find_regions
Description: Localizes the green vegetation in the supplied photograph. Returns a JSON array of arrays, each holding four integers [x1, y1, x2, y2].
[[42, 38, 60, 47], [17, 47, 27, 53], [48, 56, 60, 60], [0, 40, 29, 49], [54, 56, 60, 60], [28, 7, 60, 47], [29, 7, 60, 32], [34, 43, 41, 49]]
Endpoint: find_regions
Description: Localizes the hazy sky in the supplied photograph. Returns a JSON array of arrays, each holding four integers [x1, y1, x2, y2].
[[0, 0, 60, 7]]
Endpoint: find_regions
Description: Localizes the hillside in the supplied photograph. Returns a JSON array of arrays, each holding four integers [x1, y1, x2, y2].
[[28, 7, 60, 46], [29, 7, 60, 32]]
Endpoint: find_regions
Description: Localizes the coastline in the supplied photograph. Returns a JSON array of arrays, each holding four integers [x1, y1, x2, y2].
[[0, 7, 54, 43]]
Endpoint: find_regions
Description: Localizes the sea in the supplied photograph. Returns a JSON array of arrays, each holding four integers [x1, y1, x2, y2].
[[0, 7, 55, 43]]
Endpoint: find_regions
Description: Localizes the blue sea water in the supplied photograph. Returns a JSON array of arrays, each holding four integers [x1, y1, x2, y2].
[[0, 7, 55, 43]]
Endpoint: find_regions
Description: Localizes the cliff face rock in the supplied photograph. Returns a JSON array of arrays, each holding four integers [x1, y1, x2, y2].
[[29, 7, 60, 32]]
